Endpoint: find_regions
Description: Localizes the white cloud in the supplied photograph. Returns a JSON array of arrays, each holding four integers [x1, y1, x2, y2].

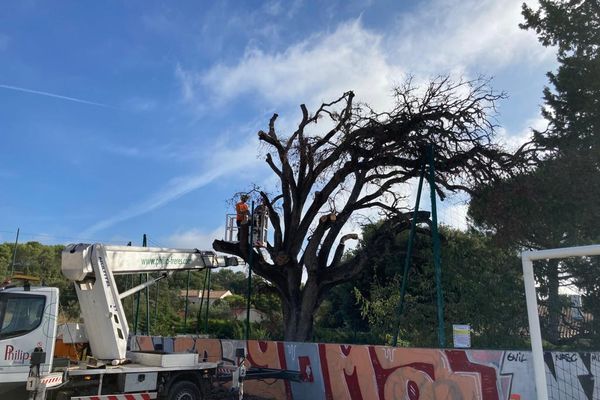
[[178, 0, 553, 116], [181, 20, 403, 112], [81, 137, 263, 237], [165, 226, 225, 249], [391, 0, 553, 73], [439, 202, 469, 231], [100, 141, 195, 161], [263, 1, 283, 17], [138, 0, 554, 239], [496, 114, 547, 151]]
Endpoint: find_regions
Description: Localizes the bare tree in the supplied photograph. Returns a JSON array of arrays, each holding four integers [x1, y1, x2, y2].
[[213, 76, 535, 341]]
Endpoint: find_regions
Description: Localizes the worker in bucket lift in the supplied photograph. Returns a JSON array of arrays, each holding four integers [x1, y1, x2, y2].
[[253, 200, 268, 247], [235, 194, 250, 241]]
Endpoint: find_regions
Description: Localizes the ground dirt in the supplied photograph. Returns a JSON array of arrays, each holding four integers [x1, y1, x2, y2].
[[209, 384, 274, 400]]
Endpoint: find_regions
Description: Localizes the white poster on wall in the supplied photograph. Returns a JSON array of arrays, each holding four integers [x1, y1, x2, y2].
[[453, 324, 471, 348]]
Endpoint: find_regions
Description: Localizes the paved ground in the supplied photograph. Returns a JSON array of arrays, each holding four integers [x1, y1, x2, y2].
[[209, 385, 273, 400]]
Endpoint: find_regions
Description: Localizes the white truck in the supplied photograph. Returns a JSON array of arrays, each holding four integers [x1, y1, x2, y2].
[[0, 243, 242, 400]]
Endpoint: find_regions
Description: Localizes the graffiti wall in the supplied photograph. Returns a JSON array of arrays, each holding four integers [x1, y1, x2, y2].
[[131, 336, 600, 399]]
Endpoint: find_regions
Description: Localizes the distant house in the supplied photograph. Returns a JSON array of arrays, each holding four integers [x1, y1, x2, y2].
[[232, 307, 267, 323], [537, 294, 594, 341], [179, 289, 232, 306]]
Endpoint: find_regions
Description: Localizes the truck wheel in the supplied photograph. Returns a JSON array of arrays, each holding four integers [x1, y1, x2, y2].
[[168, 381, 202, 400]]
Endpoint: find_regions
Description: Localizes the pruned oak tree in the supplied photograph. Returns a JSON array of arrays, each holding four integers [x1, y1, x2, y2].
[[213, 77, 535, 342]]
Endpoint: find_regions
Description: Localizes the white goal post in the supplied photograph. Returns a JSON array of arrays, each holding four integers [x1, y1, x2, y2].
[[521, 244, 600, 400]]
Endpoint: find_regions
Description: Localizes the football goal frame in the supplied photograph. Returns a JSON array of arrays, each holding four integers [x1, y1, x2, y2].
[[521, 244, 600, 400]]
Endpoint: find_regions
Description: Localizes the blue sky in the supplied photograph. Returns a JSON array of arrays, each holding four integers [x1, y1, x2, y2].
[[0, 0, 555, 249]]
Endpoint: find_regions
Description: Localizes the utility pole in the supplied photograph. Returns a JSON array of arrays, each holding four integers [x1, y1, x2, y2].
[[10, 228, 20, 275], [427, 144, 445, 348], [245, 201, 255, 341], [392, 145, 446, 348]]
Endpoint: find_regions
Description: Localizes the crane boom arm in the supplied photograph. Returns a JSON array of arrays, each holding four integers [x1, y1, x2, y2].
[[60, 243, 238, 362], [62, 243, 238, 281]]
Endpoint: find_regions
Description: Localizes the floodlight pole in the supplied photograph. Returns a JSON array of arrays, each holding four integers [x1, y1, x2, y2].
[[427, 145, 445, 348], [183, 270, 191, 331], [204, 268, 212, 333], [196, 270, 208, 334], [392, 163, 426, 347], [143, 234, 150, 335], [392, 145, 445, 348], [245, 201, 255, 341], [10, 228, 19, 275]]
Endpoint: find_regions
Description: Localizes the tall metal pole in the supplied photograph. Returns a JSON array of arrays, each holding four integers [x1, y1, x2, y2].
[[245, 201, 255, 341], [134, 277, 142, 335], [392, 163, 426, 346], [134, 235, 148, 335], [155, 280, 160, 326], [143, 234, 150, 335], [427, 145, 445, 347], [184, 270, 191, 331], [204, 268, 212, 334], [125, 242, 134, 328], [196, 270, 209, 334], [10, 228, 19, 275]]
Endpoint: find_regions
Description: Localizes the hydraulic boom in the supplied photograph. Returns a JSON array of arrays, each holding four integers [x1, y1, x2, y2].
[[62, 243, 238, 362]]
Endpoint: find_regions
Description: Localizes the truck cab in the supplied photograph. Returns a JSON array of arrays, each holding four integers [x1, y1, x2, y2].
[[0, 285, 59, 400]]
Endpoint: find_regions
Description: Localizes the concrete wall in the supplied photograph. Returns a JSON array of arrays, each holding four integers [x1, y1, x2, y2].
[[131, 336, 600, 399]]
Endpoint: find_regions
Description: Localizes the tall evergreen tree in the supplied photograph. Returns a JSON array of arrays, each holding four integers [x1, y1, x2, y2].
[[470, 0, 600, 345]]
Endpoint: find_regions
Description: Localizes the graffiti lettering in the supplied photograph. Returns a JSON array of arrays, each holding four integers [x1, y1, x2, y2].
[[506, 352, 527, 362], [382, 347, 394, 362], [555, 353, 578, 362], [131, 335, 600, 400], [286, 343, 297, 360]]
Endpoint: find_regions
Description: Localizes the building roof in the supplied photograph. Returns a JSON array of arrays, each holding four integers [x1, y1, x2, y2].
[[179, 289, 232, 300]]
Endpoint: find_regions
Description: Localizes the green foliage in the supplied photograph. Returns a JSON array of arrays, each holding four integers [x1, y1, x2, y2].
[[223, 294, 247, 309], [210, 269, 248, 293], [521, 0, 600, 153], [208, 299, 233, 320], [313, 325, 383, 345], [116, 275, 186, 336], [320, 225, 529, 348], [204, 319, 241, 339], [0, 241, 80, 322]]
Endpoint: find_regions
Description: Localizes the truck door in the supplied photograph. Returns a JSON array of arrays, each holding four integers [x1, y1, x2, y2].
[[0, 287, 59, 397]]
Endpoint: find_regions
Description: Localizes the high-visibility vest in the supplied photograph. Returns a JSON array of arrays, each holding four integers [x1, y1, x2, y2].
[[236, 201, 249, 221]]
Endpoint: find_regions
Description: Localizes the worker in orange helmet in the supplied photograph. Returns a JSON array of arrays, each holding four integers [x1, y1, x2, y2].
[[235, 194, 250, 241]]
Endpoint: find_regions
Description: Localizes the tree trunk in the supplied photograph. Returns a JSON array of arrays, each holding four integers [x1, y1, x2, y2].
[[282, 275, 321, 342], [546, 259, 561, 344]]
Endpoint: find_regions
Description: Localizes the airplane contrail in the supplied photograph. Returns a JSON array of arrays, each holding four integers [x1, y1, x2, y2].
[[0, 84, 111, 108]]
